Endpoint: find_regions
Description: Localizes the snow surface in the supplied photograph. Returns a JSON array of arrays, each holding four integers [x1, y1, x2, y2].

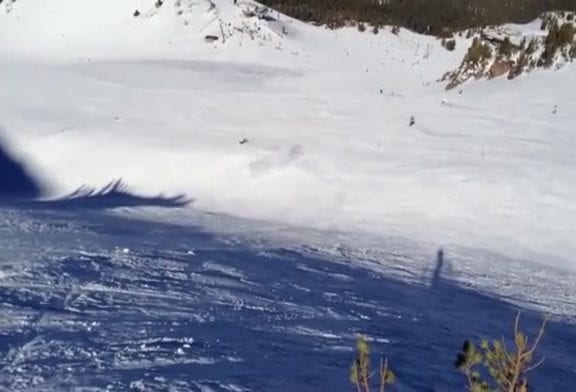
[[1, 0, 576, 389], [1, 207, 576, 391], [1, 0, 575, 270]]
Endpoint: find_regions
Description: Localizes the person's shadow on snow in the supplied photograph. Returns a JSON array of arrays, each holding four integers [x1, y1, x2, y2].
[[431, 248, 446, 290]]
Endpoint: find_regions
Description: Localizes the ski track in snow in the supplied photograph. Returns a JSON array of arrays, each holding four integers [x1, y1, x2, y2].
[[1, 207, 576, 391]]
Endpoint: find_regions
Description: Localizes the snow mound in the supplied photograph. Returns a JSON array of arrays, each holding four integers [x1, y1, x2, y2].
[[0, 0, 301, 61]]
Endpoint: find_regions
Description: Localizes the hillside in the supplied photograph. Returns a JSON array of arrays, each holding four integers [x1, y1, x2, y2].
[[443, 11, 576, 88], [1, 0, 576, 390], [259, 0, 576, 34], [1, 0, 575, 268], [0, 0, 305, 62]]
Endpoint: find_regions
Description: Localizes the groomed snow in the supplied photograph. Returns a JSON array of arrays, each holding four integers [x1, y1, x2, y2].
[[1, 0, 576, 276]]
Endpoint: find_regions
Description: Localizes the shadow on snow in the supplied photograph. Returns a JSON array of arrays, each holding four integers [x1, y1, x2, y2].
[[0, 134, 42, 200], [28, 179, 191, 210], [1, 129, 574, 391], [0, 210, 574, 391], [0, 132, 190, 210]]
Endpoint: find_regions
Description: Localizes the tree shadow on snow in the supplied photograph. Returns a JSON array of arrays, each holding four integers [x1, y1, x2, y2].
[[27, 179, 191, 210], [197, 245, 576, 392], [0, 133, 190, 210], [0, 136, 42, 200], [0, 192, 574, 391], [1, 132, 574, 391]]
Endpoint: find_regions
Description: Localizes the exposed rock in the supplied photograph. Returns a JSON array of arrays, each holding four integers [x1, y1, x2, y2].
[[444, 11, 576, 89], [204, 35, 219, 43], [489, 60, 514, 78]]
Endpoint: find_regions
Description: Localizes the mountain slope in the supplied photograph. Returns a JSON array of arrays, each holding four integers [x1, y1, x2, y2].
[[1, 0, 575, 291], [0, 0, 304, 62], [2, 206, 576, 391], [1, 2, 576, 390]]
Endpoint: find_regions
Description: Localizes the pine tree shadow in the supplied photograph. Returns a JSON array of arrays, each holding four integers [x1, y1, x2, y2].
[[0, 135, 42, 201], [27, 179, 192, 210], [0, 132, 191, 210]]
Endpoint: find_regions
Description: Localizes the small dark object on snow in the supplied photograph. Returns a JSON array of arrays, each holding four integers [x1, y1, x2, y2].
[[234, 0, 237, 4], [552, 105, 558, 114], [259, 14, 277, 22], [133, 9, 140, 17], [458, 89, 463, 95], [239, 138, 249, 145], [155, 0, 163, 8], [409, 116, 415, 127], [379, 89, 383, 94], [204, 35, 219, 43]]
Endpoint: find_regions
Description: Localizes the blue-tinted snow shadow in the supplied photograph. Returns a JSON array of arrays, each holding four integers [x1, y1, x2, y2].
[[0, 131, 574, 391], [0, 135, 42, 200], [0, 210, 574, 392], [175, 245, 576, 392], [0, 133, 190, 210], [26, 179, 191, 210]]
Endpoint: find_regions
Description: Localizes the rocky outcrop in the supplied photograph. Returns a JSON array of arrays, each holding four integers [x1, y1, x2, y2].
[[444, 11, 576, 89], [488, 60, 514, 78]]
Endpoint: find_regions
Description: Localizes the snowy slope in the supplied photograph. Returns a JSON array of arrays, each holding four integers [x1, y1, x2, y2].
[[1, 1, 576, 390], [1, 0, 575, 300], [3, 206, 576, 391], [2, 207, 576, 391], [0, 0, 306, 63]]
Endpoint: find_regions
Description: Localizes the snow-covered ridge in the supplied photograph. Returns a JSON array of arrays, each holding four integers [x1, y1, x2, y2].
[[3, 0, 574, 87], [0, 0, 303, 62]]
